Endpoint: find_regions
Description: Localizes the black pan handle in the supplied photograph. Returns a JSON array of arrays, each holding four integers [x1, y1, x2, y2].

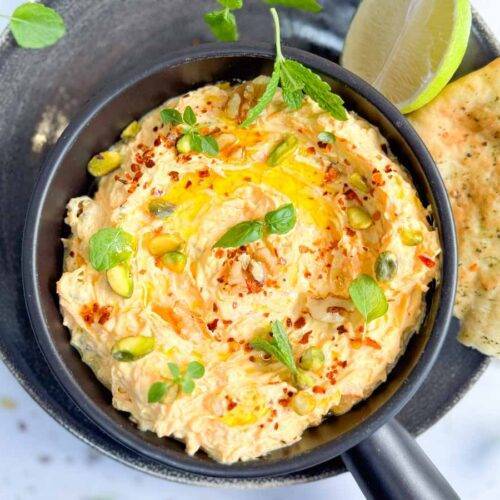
[[341, 419, 459, 499]]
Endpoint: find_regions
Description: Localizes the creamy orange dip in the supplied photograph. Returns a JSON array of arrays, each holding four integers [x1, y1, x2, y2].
[[58, 76, 440, 463]]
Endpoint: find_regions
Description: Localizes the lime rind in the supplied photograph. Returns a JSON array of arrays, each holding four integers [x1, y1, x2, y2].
[[400, 0, 471, 113]]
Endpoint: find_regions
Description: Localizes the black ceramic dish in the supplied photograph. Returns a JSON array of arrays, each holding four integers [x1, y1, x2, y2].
[[23, 42, 457, 494], [0, 0, 496, 489]]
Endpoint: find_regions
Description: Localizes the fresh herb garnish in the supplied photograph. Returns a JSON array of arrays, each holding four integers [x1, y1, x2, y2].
[[204, 0, 242, 42], [5, 2, 66, 49], [251, 320, 298, 375], [213, 220, 264, 248], [148, 361, 205, 403], [89, 228, 136, 272], [264, 0, 323, 13], [213, 203, 296, 248], [264, 203, 296, 234], [160, 105, 219, 156], [242, 8, 347, 126], [348, 274, 388, 323]]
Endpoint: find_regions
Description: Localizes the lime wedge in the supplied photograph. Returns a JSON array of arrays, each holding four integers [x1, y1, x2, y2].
[[341, 0, 471, 113]]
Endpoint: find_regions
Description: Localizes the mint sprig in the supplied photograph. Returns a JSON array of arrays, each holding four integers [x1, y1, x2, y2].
[[148, 361, 205, 403], [160, 105, 219, 156], [5, 3, 66, 49], [242, 8, 347, 127], [348, 274, 388, 323], [89, 227, 135, 272], [204, 0, 243, 42]]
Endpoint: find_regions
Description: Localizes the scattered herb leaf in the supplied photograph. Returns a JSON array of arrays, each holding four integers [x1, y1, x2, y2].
[[213, 220, 264, 248], [265, 203, 296, 234], [148, 361, 206, 398], [148, 381, 169, 403], [89, 228, 135, 272], [160, 108, 183, 125], [9, 3, 66, 49], [204, 0, 243, 42], [348, 274, 388, 322], [251, 320, 297, 375]]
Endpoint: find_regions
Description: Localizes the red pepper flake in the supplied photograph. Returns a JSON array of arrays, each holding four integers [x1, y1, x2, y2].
[[278, 398, 291, 407], [384, 165, 392, 173], [372, 170, 385, 186], [185, 180, 192, 189], [317, 141, 329, 149], [207, 318, 219, 331], [69, 250, 75, 257], [345, 227, 356, 237], [274, 422, 279, 430], [344, 188, 362, 203], [293, 316, 306, 329], [168, 171, 179, 182], [198, 169, 210, 178], [312, 386, 326, 394], [299, 330, 312, 344], [356, 325, 364, 333], [153, 137, 161, 147], [418, 255, 436, 268], [372, 210, 381, 221], [245, 276, 262, 294], [327, 306, 345, 314], [212, 303, 218, 313], [243, 343, 252, 352], [222, 319, 232, 326], [324, 165, 338, 183], [364, 337, 382, 350], [97, 306, 112, 325], [337, 325, 347, 334], [285, 317, 292, 328], [306, 146, 316, 154], [130, 163, 139, 173], [227, 399, 237, 411], [326, 371, 336, 384], [304, 270, 312, 278], [214, 248, 224, 258]]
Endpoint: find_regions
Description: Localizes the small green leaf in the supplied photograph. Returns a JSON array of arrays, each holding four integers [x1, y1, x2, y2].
[[160, 108, 183, 125], [283, 59, 347, 120], [250, 320, 297, 375], [10, 3, 66, 49], [200, 135, 220, 156], [188, 132, 203, 153], [89, 228, 135, 272], [183, 106, 197, 126], [318, 131, 335, 143], [218, 0, 243, 8], [213, 220, 264, 248], [241, 61, 281, 127], [181, 378, 195, 394], [348, 274, 388, 322], [204, 8, 239, 42], [167, 362, 181, 380], [148, 382, 168, 403], [265, 204, 296, 234], [264, 0, 323, 13], [186, 361, 205, 379], [280, 60, 305, 110]]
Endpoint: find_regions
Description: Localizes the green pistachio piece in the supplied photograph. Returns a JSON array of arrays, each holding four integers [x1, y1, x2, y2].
[[294, 369, 315, 389], [348, 172, 369, 193], [375, 251, 398, 282], [299, 347, 325, 371], [111, 335, 155, 362], [121, 121, 141, 141], [347, 206, 373, 229], [147, 197, 176, 218], [106, 262, 134, 298], [400, 227, 423, 246], [176, 134, 192, 154], [87, 151, 122, 177], [268, 135, 298, 166]]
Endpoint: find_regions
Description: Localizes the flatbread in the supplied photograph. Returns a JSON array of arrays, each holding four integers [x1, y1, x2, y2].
[[410, 58, 500, 357]]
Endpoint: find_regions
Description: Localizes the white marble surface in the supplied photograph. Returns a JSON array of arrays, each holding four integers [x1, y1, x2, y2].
[[0, 1, 499, 499]]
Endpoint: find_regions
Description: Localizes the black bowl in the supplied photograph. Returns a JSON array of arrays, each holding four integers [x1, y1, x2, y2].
[[22, 44, 457, 478]]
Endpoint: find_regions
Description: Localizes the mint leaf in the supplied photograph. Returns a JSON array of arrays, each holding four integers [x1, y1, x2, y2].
[[148, 382, 168, 403], [204, 8, 239, 42], [183, 106, 197, 126], [213, 220, 264, 248], [167, 362, 181, 380], [241, 62, 281, 127], [283, 59, 348, 120], [160, 108, 183, 125], [200, 135, 220, 156], [348, 274, 388, 322], [186, 361, 205, 379], [264, 0, 323, 13], [10, 3, 66, 49], [188, 132, 203, 153], [251, 320, 297, 375], [265, 204, 296, 234], [89, 228, 135, 272], [219, 0, 243, 8], [181, 378, 195, 394]]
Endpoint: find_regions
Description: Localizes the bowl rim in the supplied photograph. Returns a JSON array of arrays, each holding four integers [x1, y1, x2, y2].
[[22, 42, 457, 478]]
